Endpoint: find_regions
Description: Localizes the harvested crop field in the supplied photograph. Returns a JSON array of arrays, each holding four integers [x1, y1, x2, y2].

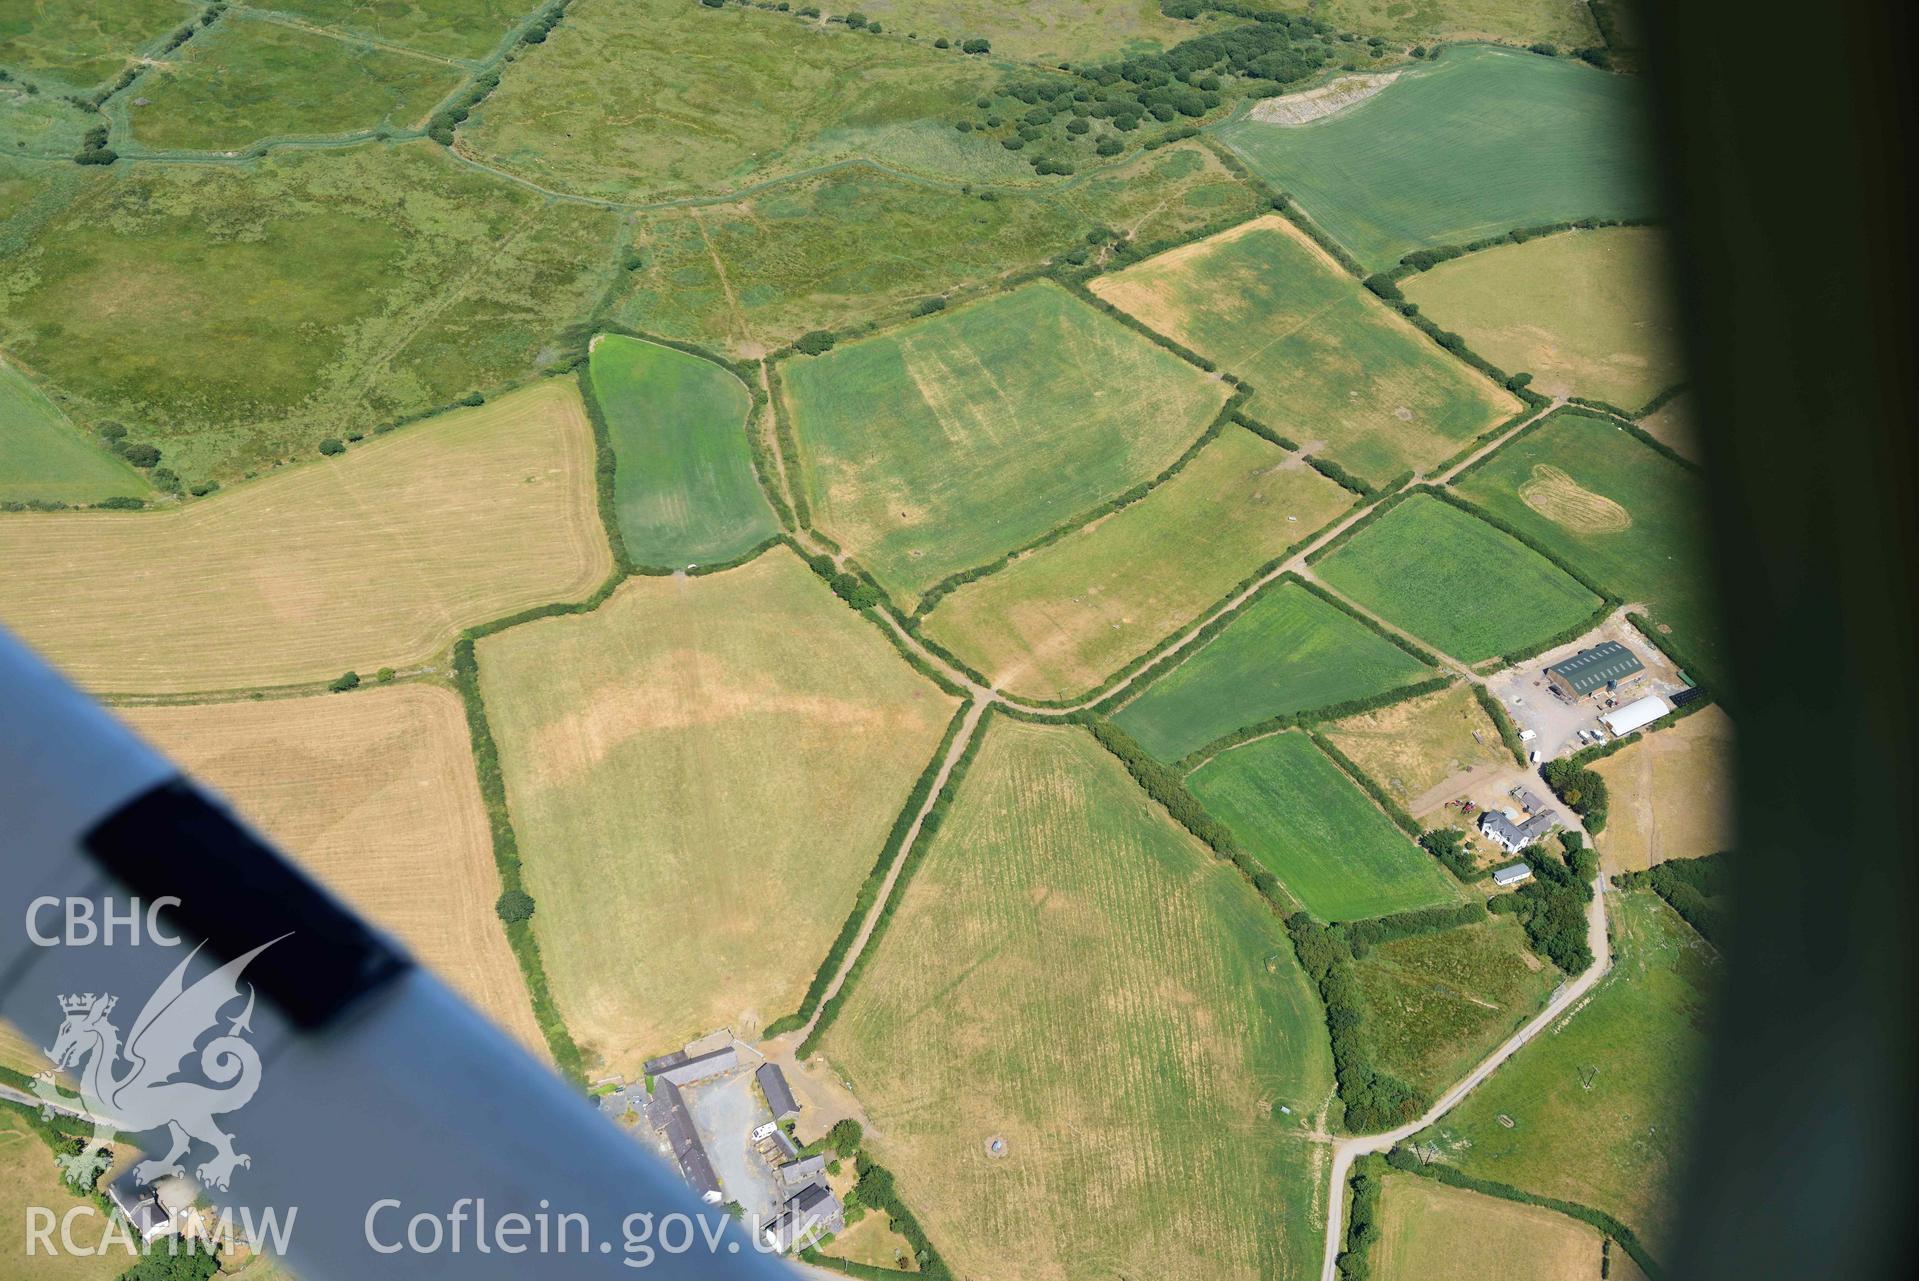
[[1454, 409, 1723, 682], [123, 685, 544, 1052], [1114, 578, 1434, 763], [1593, 706, 1736, 873], [0, 356, 147, 503], [921, 425, 1351, 700], [1091, 216, 1518, 488], [1352, 917, 1556, 1099], [783, 281, 1229, 604], [0, 381, 611, 694], [1372, 1173, 1604, 1281], [1188, 731, 1461, 920], [1316, 493, 1602, 664], [587, 335, 776, 566], [476, 548, 957, 1073], [1417, 890, 1717, 1257], [125, 12, 466, 153], [1402, 227, 1682, 408], [1324, 681, 1511, 818], [1217, 45, 1656, 271], [821, 718, 1333, 1281]]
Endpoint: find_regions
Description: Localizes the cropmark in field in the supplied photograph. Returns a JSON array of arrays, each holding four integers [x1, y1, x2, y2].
[[587, 334, 777, 566], [1453, 409, 1724, 683], [783, 281, 1230, 605], [1402, 227, 1682, 409], [821, 718, 1333, 1281], [1113, 578, 1435, 763], [1316, 493, 1601, 664], [921, 423, 1351, 701], [0, 380, 612, 694], [1188, 730, 1461, 921], [1372, 1172, 1604, 1281], [1091, 216, 1520, 488], [1416, 889, 1718, 1259], [125, 685, 546, 1052], [476, 548, 958, 1074], [1217, 44, 1657, 272]]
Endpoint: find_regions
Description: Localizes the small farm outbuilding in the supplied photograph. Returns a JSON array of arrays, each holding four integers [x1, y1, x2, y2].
[[1492, 863, 1534, 887], [1603, 694, 1672, 737], [757, 1062, 800, 1120]]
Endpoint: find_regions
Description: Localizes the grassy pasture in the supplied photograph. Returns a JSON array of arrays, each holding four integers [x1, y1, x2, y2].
[[0, 0, 191, 92], [0, 141, 618, 484], [783, 281, 1229, 604], [1593, 705, 1736, 873], [477, 548, 957, 1074], [1114, 578, 1435, 762], [1351, 917, 1556, 1099], [0, 381, 611, 693], [124, 685, 545, 1052], [1372, 1173, 1604, 1281], [263, 0, 530, 60], [125, 13, 466, 151], [1218, 44, 1657, 271], [616, 141, 1260, 358], [921, 425, 1351, 700], [0, 1111, 123, 1281], [850, 1, 1205, 62], [1189, 731, 1461, 920], [1265, 1, 1600, 48], [0, 356, 147, 502], [821, 719, 1333, 1281], [1454, 410, 1723, 681], [1316, 493, 1602, 664], [1403, 227, 1683, 408], [1091, 216, 1519, 487], [0, 79, 92, 154], [1419, 889, 1717, 1256], [1323, 681, 1509, 818], [463, 0, 1023, 202], [586, 335, 776, 565]]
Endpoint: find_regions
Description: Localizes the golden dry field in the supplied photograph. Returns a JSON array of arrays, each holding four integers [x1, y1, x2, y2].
[[0, 1115, 123, 1281], [0, 381, 610, 694], [1323, 681, 1512, 818], [475, 548, 958, 1074], [1372, 1174, 1604, 1281], [1593, 706, 1736, 872], [122, 684, 545, 1053]]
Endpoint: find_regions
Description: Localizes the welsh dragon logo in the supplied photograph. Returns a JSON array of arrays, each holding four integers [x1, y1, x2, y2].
[[32, 938, 279, 1191]]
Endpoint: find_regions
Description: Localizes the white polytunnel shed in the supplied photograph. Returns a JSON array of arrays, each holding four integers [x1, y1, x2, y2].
[[1603, 694, 1673, 737]]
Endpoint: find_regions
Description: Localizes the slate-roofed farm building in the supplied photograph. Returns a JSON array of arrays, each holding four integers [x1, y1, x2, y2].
[[757, 1062, 800, 1119]]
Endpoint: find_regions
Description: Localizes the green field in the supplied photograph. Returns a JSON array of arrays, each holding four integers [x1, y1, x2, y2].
[[1190, 731, 1460, 920], [1218, 44, 1657, 271], [0, 78, 92, 154], [1265, 1, 1600, 47], [1316, 493, 1602, 663], [1453, 409, 1724, 682], [921, 425, 1351, 699], [849, 1, 1207, 62], [463, 0, 1023, 202], [0, 356, 147, 502], [586, 335, 777, 566], [124, 13, 465, 152], [0, 1107, 123, 1281], [783, 281, 1229, 604], [1114, 578, 1435, 762], [616, 140, 1260, 358], [1092, 216, 1519, 487], [822, 718, 1333, 1281], [0, 140, 618, 484], [1373, 1173, 1604, 1281], [1403, 227, 1682, 408], [476, 548, 958, 1073], [1418, 890, 1718, 1257], [263, 0, 530, 60], [0, 0, 191, 92], [1352, 918, 1557, 1098]]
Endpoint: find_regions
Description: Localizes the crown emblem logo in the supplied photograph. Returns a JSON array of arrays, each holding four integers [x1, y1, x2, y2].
[[58, 993, 114, 1017]]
